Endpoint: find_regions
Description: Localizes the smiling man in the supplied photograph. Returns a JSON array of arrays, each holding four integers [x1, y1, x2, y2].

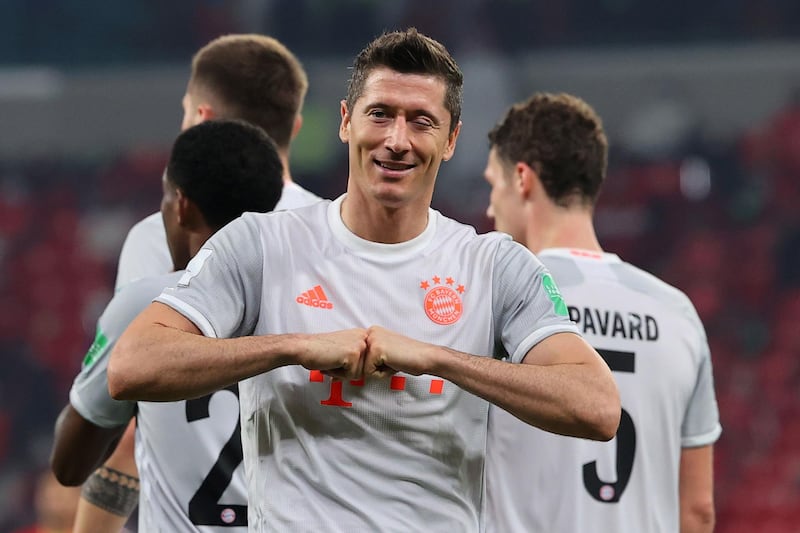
[[107, 29, 620, 532]]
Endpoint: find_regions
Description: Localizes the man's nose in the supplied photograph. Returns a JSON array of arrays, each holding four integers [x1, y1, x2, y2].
[[385, 117, 411, 153]]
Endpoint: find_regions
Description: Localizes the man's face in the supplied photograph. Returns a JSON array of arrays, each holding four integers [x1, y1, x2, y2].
[[339, 67, 460, 209], [484, 148, 526, 242], [160, 170, 190, 271]]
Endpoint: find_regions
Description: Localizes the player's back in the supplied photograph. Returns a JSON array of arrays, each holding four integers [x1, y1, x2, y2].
[[89, 273, 247, 531], [69, 267, 248, 531], [136, 382, 247, 531], [484, 248, 721, 533]]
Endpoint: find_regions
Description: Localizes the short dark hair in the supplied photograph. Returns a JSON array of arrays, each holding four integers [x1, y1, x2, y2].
[[189, 34, 308, 149], [166, 119, 283, 229], [345, 28, 463, 133], [488, 93, 608, 207]]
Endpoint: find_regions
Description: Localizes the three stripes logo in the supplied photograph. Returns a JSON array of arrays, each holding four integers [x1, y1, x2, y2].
[[296, 284, 334, 310]]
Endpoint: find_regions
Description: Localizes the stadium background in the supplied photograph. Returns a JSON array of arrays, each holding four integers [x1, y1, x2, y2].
[[1, 1, 798, 531]]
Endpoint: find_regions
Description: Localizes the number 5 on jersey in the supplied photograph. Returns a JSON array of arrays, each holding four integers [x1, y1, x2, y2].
[[583, 349, 636, 503]]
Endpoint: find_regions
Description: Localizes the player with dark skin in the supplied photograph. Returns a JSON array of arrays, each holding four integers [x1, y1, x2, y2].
[[51, 119, 284, 531]]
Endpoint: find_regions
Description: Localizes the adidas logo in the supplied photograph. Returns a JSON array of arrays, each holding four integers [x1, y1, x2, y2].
[[295, 284, 334, 309]]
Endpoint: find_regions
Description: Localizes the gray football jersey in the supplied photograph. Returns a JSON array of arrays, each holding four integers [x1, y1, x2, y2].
[[484, 248, 722, 533], [70, 273, 179, 429], [71, 270, 253, 532], [155, 195, 579, 533]]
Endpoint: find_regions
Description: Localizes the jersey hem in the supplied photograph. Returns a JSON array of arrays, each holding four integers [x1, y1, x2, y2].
[[682, 423, 722, 447], [69, 388, 133, 428], [155, 293, 219, 338], [512, 325, 581, 364]]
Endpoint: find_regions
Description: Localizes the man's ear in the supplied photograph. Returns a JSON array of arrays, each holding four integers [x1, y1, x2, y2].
[[442, 120, 462, 162], [197, 103, 216, 123], [175, 189, 199, 228], [291, 114, 303, 140], [515, 162, 538, 200], [339, 100, 350, 143]]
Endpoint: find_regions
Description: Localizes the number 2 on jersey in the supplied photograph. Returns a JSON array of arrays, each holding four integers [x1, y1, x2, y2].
[[583, 349, 636, 503], [185, 384, 247, 526]]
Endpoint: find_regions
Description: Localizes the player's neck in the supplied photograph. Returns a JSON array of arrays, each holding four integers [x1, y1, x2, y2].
[[528, 209, 601, 255], [340, 189, 430, 244], [279, 151, 294, 184], [187, 229, 215, 265]]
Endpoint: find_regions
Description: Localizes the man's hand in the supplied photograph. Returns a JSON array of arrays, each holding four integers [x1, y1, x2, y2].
[[296, 329, 369, 380], [363, 326, 435, 378]]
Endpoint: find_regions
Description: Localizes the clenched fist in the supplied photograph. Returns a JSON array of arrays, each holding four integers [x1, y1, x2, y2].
[[295, 329, 368, 381], [363, 326, 437, 378]]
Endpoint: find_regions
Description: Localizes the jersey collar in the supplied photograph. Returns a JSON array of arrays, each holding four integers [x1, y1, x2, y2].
[[538, 247, 622, 264], [327, 194, 437, 262]]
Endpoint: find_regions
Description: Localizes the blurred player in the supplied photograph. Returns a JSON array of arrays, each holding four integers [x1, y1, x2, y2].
[[51, 119, 284, 531], [116, 33, 319, 290], [107, 29, 620, 532], [483, 92, 721, 533]]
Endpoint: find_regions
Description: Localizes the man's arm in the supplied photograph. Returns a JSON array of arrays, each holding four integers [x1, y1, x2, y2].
[[364, 326, 620, 441], [108, 301, 368, 401], [50, 404, 127, 486], [679, 445, 715, 533], [73, 420, 139, 533]]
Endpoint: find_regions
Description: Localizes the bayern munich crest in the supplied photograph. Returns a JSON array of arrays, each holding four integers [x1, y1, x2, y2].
[[220, 507, 236, 524], [420, 275, 465, 325]]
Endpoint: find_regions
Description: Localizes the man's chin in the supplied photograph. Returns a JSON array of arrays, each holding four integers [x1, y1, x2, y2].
[[371, 186, 409, 209]]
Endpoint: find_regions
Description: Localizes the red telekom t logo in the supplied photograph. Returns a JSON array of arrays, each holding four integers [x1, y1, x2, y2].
[[308, 371, 444, 407]]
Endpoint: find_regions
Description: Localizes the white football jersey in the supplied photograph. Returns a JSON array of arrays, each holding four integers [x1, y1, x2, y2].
[[484, 248, 722, 533], [115, 212, 170, 292], [115, 181, 321, 290], [69, 275, 167, 430], [70, 271, 252, 531], [155, 195, 580, 533]]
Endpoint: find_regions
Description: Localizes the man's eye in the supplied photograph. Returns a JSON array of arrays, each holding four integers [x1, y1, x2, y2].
[[368, 110, 387, 118]]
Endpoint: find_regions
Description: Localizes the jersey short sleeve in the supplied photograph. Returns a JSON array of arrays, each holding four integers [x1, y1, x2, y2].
[[155, 213, 266, 339], [71, 273, 182, 427], [681, 308, 722, 447], [70, 324, 136, 428], [491, 240, 579, 363]]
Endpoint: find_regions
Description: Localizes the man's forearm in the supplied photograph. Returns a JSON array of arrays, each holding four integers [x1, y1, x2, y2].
[[76, 465, 139, 532], [51, 405, 126, 486], [680, 445, 715, 533], [109, 323, 303, 401], [432, 345, 620, 441]]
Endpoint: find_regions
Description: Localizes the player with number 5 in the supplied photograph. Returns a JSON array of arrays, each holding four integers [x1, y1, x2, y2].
[[482, 93, 722, 533]]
